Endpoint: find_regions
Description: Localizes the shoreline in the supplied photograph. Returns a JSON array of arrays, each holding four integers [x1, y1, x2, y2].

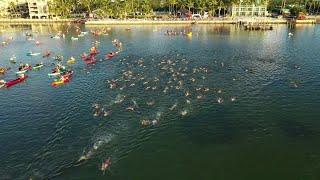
[[0, 18, 317, 25]]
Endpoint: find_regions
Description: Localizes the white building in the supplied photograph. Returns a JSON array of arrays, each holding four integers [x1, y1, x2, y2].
[[28, 0, 49, 19], [230, 4, 268, 17], [0, 0, 8, 17]]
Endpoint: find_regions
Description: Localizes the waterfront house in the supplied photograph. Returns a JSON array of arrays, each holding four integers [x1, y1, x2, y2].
[[230, 1, 268, 17], [27, 0, 49, 19]]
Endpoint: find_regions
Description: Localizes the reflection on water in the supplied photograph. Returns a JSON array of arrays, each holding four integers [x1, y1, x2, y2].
[[1, 24, 320, 180]]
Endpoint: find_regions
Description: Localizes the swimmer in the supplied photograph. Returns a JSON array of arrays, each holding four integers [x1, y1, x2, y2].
[[147, 100, 155, 106], [152, 120, 158, 125], [101, 157, 111, 174], [181, 110, 188, 116], [217, 97, 224, 104], [141, 119, 151, 126]]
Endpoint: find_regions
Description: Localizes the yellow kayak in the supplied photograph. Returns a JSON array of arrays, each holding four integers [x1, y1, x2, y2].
[[51, 79, 69, 87], [67, 57, 76, 65]]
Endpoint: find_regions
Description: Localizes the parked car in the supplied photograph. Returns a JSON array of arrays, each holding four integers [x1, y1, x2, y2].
[[192, 14, 202, 19]]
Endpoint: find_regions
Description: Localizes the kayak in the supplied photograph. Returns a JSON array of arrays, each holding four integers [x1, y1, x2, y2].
[[62, 71, 73, 78], [67, 58, 76, 65], [16, 70, 27, 74], [51, 78, 70, 87], [33, 64, 44, 70], [27, 52, 40, 56], [48, 72, 61, 77], [52, 35, 60, 39], [85, 59, 96, 64], [106, 52, 117, 59], [0, 67, 7, 74], [43, 52, 51, 58], [9, 57, 17, 63], [5, 75, 28, 88]]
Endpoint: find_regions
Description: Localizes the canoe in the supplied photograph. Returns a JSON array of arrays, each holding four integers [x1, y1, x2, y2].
[[48, 72, 61, 77], [5, 75, 28, 88], [33, 64, 44, 70]]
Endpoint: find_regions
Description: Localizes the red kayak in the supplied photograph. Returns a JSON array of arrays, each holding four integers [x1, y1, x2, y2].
[[61, 71, 73, 78], [5, 75, 29, 88], [86, 59, 96, 64], [106, 52, 117, 59]]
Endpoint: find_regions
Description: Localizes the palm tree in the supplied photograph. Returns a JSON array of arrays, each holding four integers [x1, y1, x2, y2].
[[208, 0, 218, 16], [186, 0, 194, 13], [8, 2, 17, 18]]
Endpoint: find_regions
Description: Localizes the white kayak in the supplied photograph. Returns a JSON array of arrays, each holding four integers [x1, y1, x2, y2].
[[48, 72, 61, 77], [27, 52, 40, 56], [33, 64, 44, 70], [16, 70, 27, 74], [52, 35, 60, 39]]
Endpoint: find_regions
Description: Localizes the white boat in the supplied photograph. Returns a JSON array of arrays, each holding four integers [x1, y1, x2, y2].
[[48, 72, 61, 77], [52, 35, 60, 39], [16, 70, 27, 74], [71, 37, 79, 41], [29, 52, 40, 56], [81, 31, 88, 35], [33, 64, 44, 70], [78, 34, 84, 37]]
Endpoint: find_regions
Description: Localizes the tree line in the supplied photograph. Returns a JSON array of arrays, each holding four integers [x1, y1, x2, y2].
[[7, 0, 320, 19]]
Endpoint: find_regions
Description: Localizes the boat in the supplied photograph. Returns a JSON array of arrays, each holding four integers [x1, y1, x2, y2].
[[78, 34, 84, 37], [81, 31, 88, 35], [0, 67, 9, 74], [187, 32, 193, 37], [48, 72, 61, 77], [106, 52, 117, 59], [67, 57, 76, 65], [33, 63, 44, 70], [51, 35, 61, 39], [51, 77, 70, 87], [54, 55, 63, 61], [71, 37, 79, 41], [85, 59, 96, 64], [9, 56, 17, 63], [0, 80, 6, 88], [16, 65, 32, 74], [27, 52, 40, 56], [61, 70, 73, 78], [16, 70, 28, 74], [43, 51, 51, 58], [5, 75, 28, 88]]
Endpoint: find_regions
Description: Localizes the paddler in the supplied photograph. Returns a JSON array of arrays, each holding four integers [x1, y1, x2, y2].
[[101, 157, 111, 173]]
